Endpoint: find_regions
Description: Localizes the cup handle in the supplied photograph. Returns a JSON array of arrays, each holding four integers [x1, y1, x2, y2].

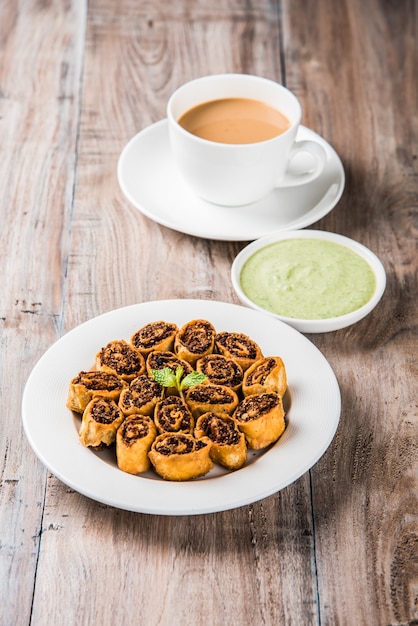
[[279, 139, 327, 187]]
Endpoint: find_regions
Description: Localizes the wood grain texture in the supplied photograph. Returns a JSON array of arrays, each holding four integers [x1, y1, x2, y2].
[[0, 1, 85, 624], [0, 0, 416, 624], [31, 477, 319, 625], [283, 1, 418, 624]]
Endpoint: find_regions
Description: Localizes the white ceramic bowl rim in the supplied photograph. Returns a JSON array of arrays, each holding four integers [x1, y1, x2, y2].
[[231, 229, 387, 333]]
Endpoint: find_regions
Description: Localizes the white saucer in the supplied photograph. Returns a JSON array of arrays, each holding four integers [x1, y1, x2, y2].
[[118, 119, 345, 241]]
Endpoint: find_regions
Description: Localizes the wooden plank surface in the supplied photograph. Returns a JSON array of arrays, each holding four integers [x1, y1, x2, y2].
[[283, 1, 418, 623], [0, 1, 86, 624], [0, 0, 416, 624]]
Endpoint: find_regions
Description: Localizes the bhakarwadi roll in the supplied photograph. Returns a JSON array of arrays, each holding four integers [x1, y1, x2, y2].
[[243, 356, 287, 398], [214, 332, 263, 371], [174, 319, 216, 366], [118, 374, 163, 416], [195, 412, 247, 470], [154, 396, 194, 434], [96, 340, 145, 382], [79, 396, 125, 449], [233, 392, 285, 450], [196, 354, 243, 393], [130, 321, 178, 356], [149, 432, 213, 481], [184, 383, 239, 418], [146, 351, 193, 394], [66, 370, 128, 414], [116, 415, 157, 474]]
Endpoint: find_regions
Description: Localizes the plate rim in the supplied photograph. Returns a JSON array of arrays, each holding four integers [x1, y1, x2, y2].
[[22, 299, 341, 515], [117, 120, 345, 241]]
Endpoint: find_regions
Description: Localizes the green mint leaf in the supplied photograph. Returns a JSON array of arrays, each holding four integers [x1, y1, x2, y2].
[[180, 371, 207, 390], [150, 368, 177, 388], [151, 367, 207, 394]]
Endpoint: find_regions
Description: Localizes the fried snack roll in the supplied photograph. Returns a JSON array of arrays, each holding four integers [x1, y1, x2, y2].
[[174, 319, 216, 366], [154, 396, 194, 434], [130, 321, 178, 356], [184, 383, 239, 418], [196, 354, 244, 393], [214, 331, 263, 371], [242, 356, 287, 398], [118, 374, 163, 416], [148, 433, 213, 481], [146, 350, 193, 395], [96, 340, 145, 382], [195, 412, 247, 470], [66, 371, 128, 414], [233, 392, 285, 450], [116, 415, 157, 474], [79, 396, 125, 449]]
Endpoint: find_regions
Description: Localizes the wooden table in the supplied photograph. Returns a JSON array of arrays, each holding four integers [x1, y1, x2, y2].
[[1, 1, 417, 624]]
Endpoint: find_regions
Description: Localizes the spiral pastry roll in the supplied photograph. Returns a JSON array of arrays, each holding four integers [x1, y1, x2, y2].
[[79, 396, 125, 449], [174, 319, 216, 366], [196, 354, 243, 392], [233, 393, 285, 450], [96, 340, 145, 382], [195, 412, 247, 470], [154, 396, 194, 434], [130, 321, 178, 356], [184, 383, 239, 418], [66, 370, 128, 414], [146, 350, 193, 394], [214, 332, 263, 371], [148, 433, 213, 481], [243, 356, 287, 398], [116, 415, 157, 475], [118, 374, 163, 416]]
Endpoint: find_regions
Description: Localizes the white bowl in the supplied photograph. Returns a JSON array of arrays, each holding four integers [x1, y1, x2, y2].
[[231, 229, 386, 333]]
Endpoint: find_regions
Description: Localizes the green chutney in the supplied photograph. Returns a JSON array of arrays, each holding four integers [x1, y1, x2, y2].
[[240, 238, 376, 320]]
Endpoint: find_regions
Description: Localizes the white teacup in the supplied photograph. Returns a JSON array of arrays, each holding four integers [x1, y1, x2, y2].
[[167, 73, 327, 207]]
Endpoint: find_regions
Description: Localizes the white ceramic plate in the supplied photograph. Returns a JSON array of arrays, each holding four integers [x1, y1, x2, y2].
[[117, 120, 345, 241], [22, 299, 341, 515]]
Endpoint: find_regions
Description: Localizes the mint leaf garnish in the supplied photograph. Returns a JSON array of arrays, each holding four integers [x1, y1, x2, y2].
[[180, 371, 207, 390], [150, 366, 207, 396], [150, 368, 177, 388]]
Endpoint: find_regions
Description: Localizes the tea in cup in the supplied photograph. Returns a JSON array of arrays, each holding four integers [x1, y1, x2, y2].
[[167, 74, 327, 207]]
